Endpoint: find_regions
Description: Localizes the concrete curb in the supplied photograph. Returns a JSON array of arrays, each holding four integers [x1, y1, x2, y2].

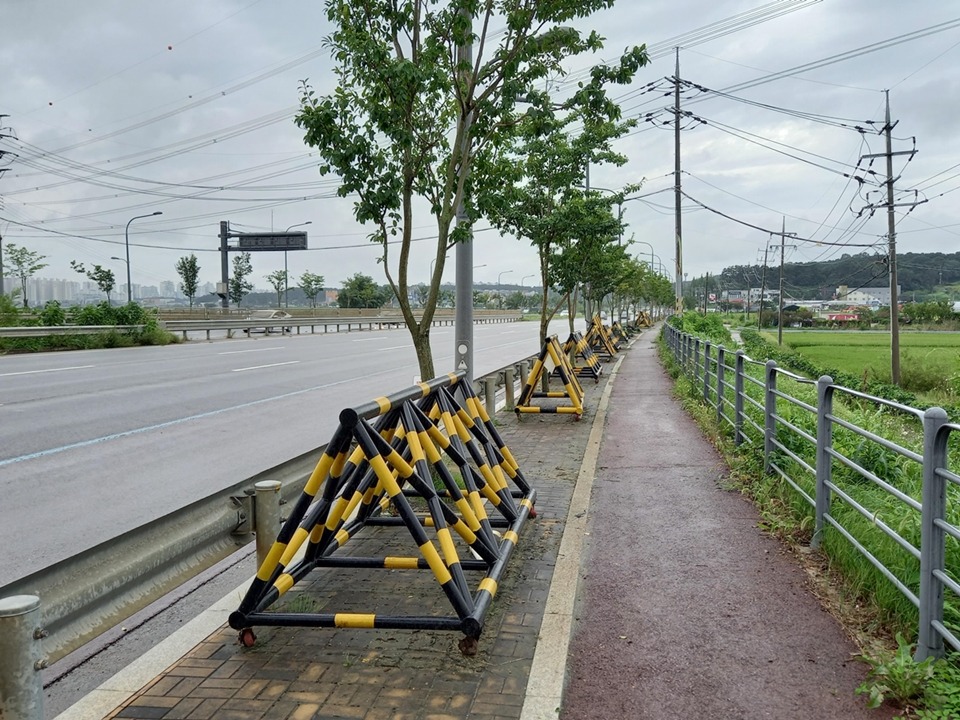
[[518, 349, 627, 720]]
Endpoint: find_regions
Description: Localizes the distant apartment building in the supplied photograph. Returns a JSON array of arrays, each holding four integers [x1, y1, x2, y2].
[[835, 284, 899, 306]]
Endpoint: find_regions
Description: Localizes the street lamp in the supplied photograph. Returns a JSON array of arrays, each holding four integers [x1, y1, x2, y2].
[[497, 270, 513, 309], [521, 274, 536, 288], [124, 211, 162, 303], [284, 221, 312, 308]]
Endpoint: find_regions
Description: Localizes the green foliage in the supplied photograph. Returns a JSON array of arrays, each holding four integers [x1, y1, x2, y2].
[[229, 252, 254, 307], [70, 260, 117, 304], [919, 656, 960, 718], [298, 271, 325, 308], [4, 243, 49, 308], [175, 254, 201, 308], [40, 300, 66, 326], [0, 293, 20, 326], [265, 270, 288, 308], [337, 273, 392, 308], [856, 633, 935, 710], [669, 312, 733, 346]]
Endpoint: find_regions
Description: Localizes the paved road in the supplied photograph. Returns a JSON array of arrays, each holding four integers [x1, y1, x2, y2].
[[0, 320, 572, 587]]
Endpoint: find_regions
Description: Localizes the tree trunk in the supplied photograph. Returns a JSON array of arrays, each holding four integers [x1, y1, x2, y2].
[[412, 327, 435, 381]]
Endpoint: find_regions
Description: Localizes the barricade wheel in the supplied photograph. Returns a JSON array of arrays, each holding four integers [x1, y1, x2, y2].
[[458, 636, 479, 656], [239, 628, 257, 648], [574, 414, 582, 422], [529, 506, 538, 519]]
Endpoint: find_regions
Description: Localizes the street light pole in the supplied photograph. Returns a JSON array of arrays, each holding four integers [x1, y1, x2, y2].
[[283, 221, 312, 308], [110, 257, 129, 304], [497, 270, 513, 309], [521, 274, 535, 288], [124, 211, 162, 303]]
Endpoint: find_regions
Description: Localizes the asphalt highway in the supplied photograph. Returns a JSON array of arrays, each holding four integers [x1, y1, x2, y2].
[[0, 320, 569, 587]]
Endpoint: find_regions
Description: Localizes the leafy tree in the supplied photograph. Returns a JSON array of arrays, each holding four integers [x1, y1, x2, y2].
[[299, 271, 325, 308], [4, 243, 48, 308], [478, 50, 646, 344], [413, 284, 430, 309], [505, 291, 526, 310], [295, 0, 640, 380], [175, 254, 201, 309], [229, 252, 254, 308], [265, 270, 288, 308], [338, 273, 391, 308], [438, 287, 455, 308], [70, 260, 116, 305]]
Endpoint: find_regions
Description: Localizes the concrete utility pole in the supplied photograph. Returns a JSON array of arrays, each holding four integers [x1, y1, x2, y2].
[[778, 217, 786, 346], [220, 221, 230, 309], [758, 238, 770, 331], [454, 9, 475, 381], [674, 48, 684, 314], [884, 90, 901, 385]]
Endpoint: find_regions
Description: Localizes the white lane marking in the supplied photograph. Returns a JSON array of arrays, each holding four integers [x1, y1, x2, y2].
[[218, 347, 285, 355], [381, 345, 411, 351], [231, 361, 300, 372], [0, 366, 404, 468], [0, 364, 94, 378], [351, 337, 390, 342]]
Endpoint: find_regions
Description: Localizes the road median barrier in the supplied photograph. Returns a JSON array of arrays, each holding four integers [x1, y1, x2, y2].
[[229, 371, 536, 655], [515, 335, 585, 419]]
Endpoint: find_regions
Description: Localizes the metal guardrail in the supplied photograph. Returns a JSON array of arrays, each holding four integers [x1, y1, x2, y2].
[[0, 314, 522, 340], [663, 323, 960, 661], [0, 352, 535, 684]]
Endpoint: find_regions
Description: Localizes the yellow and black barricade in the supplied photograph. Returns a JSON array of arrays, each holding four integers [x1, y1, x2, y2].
[[584, 314, 619, 360], [610, 321, 628, 347], [560, 331, 603, 382], [515, 335, 585, 418], [229, 371, 536, 652]]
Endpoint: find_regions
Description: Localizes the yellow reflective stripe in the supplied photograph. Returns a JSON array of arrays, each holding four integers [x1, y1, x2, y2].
[[517, 406, 542, 413], [520, 498, 534, 509], [274, 573, 294, 595], [256, 541, 287, 581], [325, 497, 349, 530], [470, 491, 489, 520], [385, 556, 420, 569], [438, 528, 459, 565], [406, 428, 426, 463], [369, 454, 402, 497], [479, 578, 498, 597], [451, 519, 478, 545], [335, 613, 376, 628], [448, 372, 459, 384], [386, 449, 414, 478], [500, 446, 519, 472], [456, 498, 480, 531], [334, 528, 350, 546], [279, 527, 310, 566], [304, 451, 335, 497], [374, 396, 391, 414], [426, 423, 451, 449], [309, 525, 324, 543], [419, 541, 453, 585], [480, 484, 501, 506], [420, 431, 442, 463], [419, 381, 432, 397], [503, 530, 519, 544]]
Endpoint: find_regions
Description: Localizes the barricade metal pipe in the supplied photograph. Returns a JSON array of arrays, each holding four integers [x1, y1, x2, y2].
[[254, 481, 282, 570], [505, 368, 516, 410], [0, 595, 43, 720], [734, 351, 745, 446], [764, 360, 778, 473], [917, 407, 950, 660], [813, 376, 834, 550], [716, 345, 726, 424], [484, 375, 497, 418]]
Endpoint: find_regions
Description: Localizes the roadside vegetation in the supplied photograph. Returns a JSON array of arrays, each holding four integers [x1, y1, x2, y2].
[[663, 313, 960, 718], [0, 295, 179, 353]]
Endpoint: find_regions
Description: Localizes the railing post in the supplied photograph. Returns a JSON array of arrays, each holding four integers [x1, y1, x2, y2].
[[0, 595, 44, 720], [812, 376, 834, 550], [519, 360, 530, 390], [484, 375, 497, 418], [917, 407, 950, 661], [505, 367, 516, 411], [694, 337, 701, 385], [716, 345, 725, 424], [254, 481, 282, 570], [734, 351, 745, 445], [764, 360, 778, 474], [703, 342, 712, 402]]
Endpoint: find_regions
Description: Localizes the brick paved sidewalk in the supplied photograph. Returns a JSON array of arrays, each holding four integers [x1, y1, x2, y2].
[[104, 361, 608, 720]]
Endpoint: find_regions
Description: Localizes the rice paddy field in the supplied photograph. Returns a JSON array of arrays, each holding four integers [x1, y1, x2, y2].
[[761, 329, 960, 399]]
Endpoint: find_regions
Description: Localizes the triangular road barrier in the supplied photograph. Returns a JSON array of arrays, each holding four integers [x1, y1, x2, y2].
[[515, 335, 585, 418]]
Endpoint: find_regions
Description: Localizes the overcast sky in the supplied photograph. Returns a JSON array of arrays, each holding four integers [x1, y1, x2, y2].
[[2, 0, 959, 294]]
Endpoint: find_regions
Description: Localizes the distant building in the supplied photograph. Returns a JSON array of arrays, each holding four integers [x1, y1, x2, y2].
[[836, 284, 899, 306]]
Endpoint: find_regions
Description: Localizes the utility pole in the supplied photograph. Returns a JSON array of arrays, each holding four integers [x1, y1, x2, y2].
[[758, 238, 770, 331], [860, 90, 919, 385], [673, 48, 683, 314], [453, 8, 475, 381], [778, 217, 786, 346]]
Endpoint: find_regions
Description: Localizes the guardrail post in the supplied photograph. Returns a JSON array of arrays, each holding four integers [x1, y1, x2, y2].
[[734, 351, 745, 445], [519, 360, 530, 390], [813, 376, 834, 550], [917, 407, 949, 661], [703, 342, 712, 402], [694, 337, 701, 385], [504, 367, 516, 411], [716, 345, 725, 424], [763, 360, 777, 474], [254, 481, 282, 570], [0, 594, 44, 720], [484, 375, 497, 417]]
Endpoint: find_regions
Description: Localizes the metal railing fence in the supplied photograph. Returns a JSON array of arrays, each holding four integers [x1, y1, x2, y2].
[[664, 323, 960, 661]]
